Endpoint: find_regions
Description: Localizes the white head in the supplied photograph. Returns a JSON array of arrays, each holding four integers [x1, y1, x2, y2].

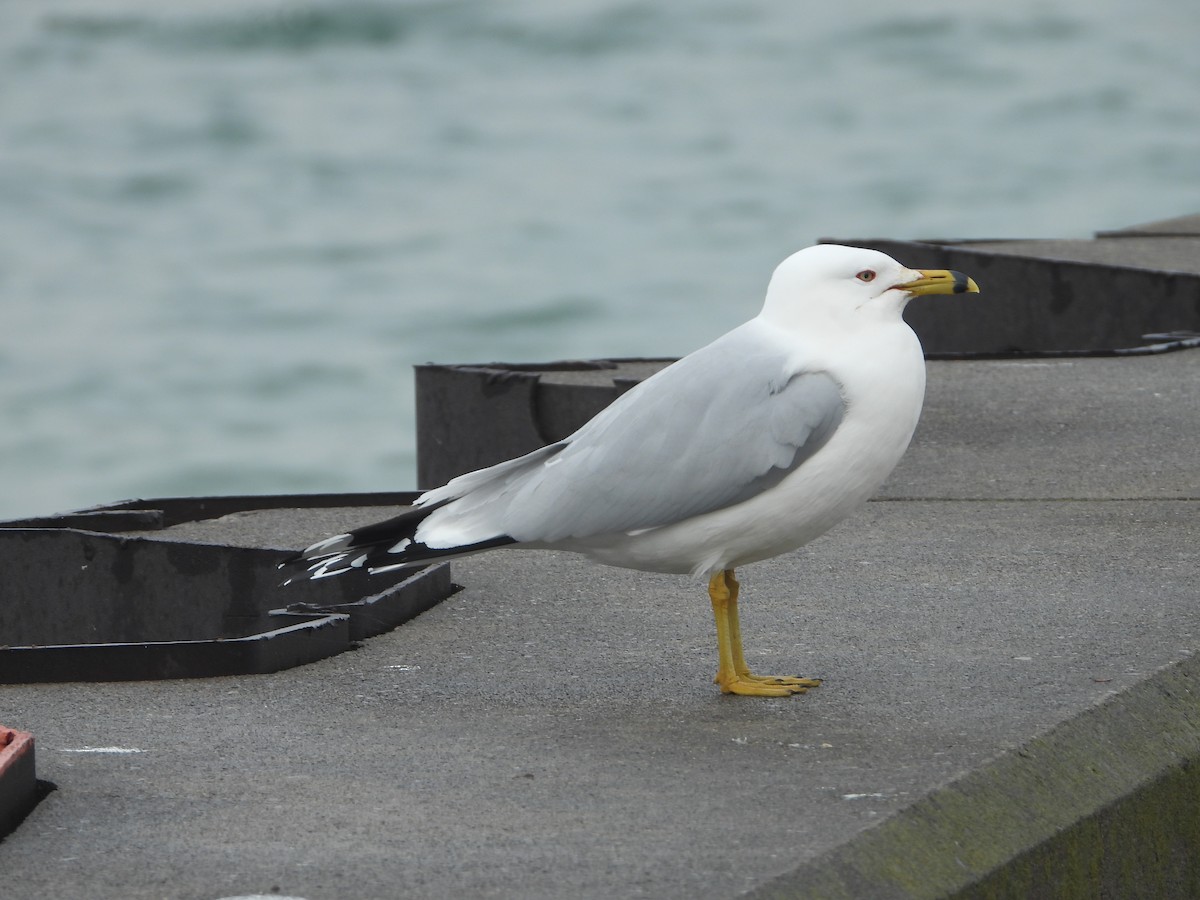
[[759, 244, 978, 331]]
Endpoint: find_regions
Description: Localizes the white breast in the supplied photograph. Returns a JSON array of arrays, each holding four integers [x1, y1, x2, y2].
[[576, 318, 927, 577]]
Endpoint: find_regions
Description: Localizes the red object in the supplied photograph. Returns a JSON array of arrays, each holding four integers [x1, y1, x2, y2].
[[0, 724, 37, 837]]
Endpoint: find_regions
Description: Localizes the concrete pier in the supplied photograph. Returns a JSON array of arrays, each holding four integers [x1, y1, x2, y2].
[[1, 216, 1198, 898]]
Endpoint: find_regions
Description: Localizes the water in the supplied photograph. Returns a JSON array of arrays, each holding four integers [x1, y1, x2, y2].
[[3, 0, 1198, 519]]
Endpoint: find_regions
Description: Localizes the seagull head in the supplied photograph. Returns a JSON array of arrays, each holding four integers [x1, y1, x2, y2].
[[760, 243, 979, 331]]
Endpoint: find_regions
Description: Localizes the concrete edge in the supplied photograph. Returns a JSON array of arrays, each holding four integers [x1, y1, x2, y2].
[[743, 652, 1200, 899]]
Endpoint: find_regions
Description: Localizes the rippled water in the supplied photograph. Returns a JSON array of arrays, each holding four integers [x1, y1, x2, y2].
[[3, 0, 1198, 518]]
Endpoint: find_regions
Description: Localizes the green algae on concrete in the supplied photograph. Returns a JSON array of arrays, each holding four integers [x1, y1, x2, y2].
[[746, 654, 1200, 899]]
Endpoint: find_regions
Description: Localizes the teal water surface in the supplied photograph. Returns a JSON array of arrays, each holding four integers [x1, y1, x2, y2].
[[3, 0, 1198, 518]]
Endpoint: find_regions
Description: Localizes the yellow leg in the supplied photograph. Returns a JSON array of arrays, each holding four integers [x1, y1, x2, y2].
[[709, 569, 821, 697]]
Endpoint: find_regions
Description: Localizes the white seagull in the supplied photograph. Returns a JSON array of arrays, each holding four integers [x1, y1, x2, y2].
[[282, 244, 979, 696]]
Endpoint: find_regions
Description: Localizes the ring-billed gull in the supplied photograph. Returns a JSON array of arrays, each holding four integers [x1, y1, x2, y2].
[[282, 244, 979, 696]]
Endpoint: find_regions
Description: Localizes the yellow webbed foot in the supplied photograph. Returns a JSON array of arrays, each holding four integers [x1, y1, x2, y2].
[[715, 672, 819, 697], [738, 673, 822, 688], [709, 568, 821, 698]]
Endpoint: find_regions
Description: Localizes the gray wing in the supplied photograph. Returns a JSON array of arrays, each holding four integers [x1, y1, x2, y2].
[[482, 322, 846, 542]]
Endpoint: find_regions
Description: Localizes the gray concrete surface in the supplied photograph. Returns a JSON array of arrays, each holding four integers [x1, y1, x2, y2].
[[977, 211, 1200, 268], [885, 351, 1200, 500], [960, 235, 1200, 272], [2, 345, 1198, 899]]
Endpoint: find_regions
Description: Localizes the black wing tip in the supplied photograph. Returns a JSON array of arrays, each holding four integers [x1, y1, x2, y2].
[[278, 513, 518, 585]]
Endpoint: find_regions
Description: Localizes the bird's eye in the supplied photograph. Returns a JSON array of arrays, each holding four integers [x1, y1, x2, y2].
[[856, 270, 876, 283]]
